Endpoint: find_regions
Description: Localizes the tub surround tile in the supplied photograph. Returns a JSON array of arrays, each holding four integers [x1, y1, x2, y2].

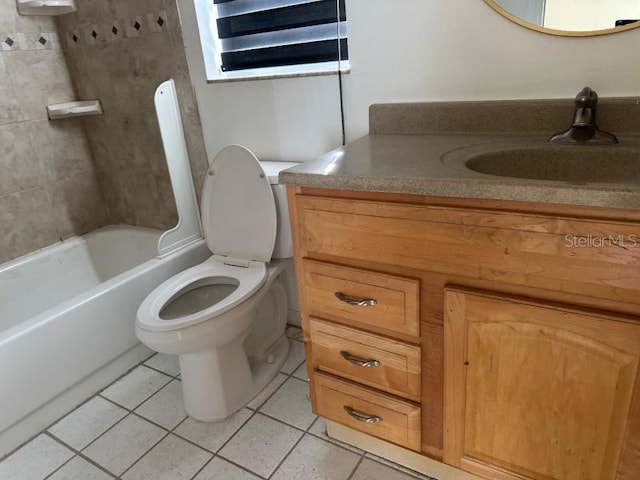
[[48, 396, 128, 450], [0, 122, 45, 197], [0, 187, 60, 263], [122, 434, 211, 480], [0, 434, 74, 480], [259, 377, 316, 430], [193, 457, 262, 480], [3, 49, 76, 121], [134, 379, 186, 430], [46, 172, 108, 240], [82, 414, 166, 476], [218, 413, 304, 478], [174, 408, 253, 453], [0, 54, 22, 125], [26, 119, 96, 183], [57, 0, 208, 234], [101, 365, 172, 410], [47, 456, 113, 480], [271, 434, 361, 480]]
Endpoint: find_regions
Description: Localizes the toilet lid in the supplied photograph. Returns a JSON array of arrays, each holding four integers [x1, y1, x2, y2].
[[201, 145, 276, 263]]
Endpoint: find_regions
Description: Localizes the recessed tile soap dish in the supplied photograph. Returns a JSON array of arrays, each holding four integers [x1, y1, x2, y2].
[[17, 0, 76, 16], [47, 100, 103, 120]]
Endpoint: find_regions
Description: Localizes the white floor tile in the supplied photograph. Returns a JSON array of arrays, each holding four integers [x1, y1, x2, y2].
[[101, 366, 172, 409], [308, 417, 363, 453], [122, 434, 211, 480], [285, 325, 304, 342], [260, 377, 316, 430], [292, 361, 309, 381], [364, 453, 436, 479], [144, 353, 181, 376], [193, 457, 261, 480], [246, 372, 287, 409], [174, 408, 252, 453], [219, 413, 303, 478], [0, 434, 73, 480], [280, 341, 306, 374], [48, 396, 128, 450], [47, 456, 112, 480], [134, 379, 186, 430], [82, 414, 166, 475], [271, 434, 361, 480], [352, 457, 426, 480]]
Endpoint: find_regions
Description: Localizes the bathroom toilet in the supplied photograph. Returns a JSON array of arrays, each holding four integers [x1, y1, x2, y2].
[[136, 145, 297, 422]]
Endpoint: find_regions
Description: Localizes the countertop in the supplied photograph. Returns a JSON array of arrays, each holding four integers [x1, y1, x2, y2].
[[279, 133, 640, 210]]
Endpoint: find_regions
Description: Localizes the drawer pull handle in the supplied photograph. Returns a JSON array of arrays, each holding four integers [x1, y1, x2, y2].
[[340, 351, 381, 368], [343, 406, 382, 423], [335, 292, 377, 307]]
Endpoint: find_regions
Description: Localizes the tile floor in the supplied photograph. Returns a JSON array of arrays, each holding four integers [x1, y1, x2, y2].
[[0, 326, 436, 480]]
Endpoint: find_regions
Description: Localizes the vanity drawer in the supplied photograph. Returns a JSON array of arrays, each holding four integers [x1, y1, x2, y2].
[[309, 318, 421, 401], [302, 259, 420, 339], [314, 372, 421, 451]]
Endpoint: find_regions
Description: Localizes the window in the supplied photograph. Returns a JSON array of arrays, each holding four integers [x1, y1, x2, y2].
[[194, 0, 349, 81]]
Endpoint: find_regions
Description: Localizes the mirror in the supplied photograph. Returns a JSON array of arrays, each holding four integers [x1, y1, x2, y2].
[[485, 0, 640, 36]]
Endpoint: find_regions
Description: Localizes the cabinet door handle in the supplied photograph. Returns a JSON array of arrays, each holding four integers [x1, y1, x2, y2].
[[340, 351, 381, 368], [343, 406, 382, 423], [335, 292, 377, 307]]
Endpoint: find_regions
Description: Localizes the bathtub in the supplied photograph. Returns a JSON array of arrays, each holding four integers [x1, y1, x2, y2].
[[0, 226, 208, 457]]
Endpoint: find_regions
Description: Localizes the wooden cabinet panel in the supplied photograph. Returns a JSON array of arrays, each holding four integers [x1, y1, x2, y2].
[[295, 195, 640, 306], [444, 288, 640, 480], [314, 372, 421, 451], [310, 317, 421, 401], [302, 259, 420, 339]]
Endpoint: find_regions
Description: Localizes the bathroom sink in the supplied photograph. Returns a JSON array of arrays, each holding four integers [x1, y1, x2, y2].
[[443, 145, 640, 184]]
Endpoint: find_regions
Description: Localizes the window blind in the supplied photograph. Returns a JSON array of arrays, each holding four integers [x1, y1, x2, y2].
[[213, 0, 348, 72]]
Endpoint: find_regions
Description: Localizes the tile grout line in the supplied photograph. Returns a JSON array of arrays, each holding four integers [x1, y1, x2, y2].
[[345, 455, 366, 480], [41, 431, 117, 480]]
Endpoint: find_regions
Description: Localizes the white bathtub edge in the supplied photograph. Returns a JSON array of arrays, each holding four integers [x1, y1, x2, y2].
[[0, 343, 153, 460]]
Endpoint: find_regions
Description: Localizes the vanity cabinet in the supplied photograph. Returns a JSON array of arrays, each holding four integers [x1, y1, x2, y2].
[[288, 186, 640, 480], [444, 288, 640, 480]]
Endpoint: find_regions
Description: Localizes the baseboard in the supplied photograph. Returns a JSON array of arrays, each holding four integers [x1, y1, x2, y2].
[[325, 420, 483, 480], [0, 343, 153, 459]]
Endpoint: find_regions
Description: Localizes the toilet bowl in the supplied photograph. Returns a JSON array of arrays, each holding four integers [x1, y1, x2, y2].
[[136, 145, 297, 421]]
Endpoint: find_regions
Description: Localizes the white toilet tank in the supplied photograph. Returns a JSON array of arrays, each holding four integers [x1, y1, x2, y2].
[[260, 161, 298, 259]]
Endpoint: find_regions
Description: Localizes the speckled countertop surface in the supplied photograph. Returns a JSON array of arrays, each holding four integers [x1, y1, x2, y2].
[[280, 100, 640, 210]]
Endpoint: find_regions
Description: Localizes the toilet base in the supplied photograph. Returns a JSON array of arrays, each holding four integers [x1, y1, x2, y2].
[[179, 334, 290, 422]]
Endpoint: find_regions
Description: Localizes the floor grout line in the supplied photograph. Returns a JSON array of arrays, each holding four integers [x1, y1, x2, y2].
[[1, 326, 438, 480]]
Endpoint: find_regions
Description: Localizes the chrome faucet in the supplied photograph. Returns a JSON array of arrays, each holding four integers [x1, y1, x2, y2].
[[549, 87, 618, 144]]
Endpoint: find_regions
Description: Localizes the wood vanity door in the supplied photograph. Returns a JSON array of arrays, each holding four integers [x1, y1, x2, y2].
[[443, 287, 640, 480]]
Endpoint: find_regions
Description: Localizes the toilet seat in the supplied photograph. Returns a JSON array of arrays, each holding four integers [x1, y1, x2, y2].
[[137, 145, 279, 334], [137, 255, 267, 332]]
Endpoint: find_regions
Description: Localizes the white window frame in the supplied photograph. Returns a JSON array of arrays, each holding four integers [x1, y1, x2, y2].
[[193, 0, 350, 82]]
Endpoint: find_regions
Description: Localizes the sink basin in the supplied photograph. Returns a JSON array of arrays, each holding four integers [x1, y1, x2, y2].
[[443, 144, 640, 184]]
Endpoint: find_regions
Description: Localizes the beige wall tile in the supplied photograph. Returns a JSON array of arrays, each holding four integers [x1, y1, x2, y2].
[[4, 49, 76, 121], [46, 172, 108, 239], [0, 54, 23, 125], [0, 122, 46, 197], [0, 188, 59, 263], [26, 118, 96, 182]]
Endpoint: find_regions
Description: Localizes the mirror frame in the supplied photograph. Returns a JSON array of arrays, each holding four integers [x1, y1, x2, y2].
[[484, 0, 640, 37]]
